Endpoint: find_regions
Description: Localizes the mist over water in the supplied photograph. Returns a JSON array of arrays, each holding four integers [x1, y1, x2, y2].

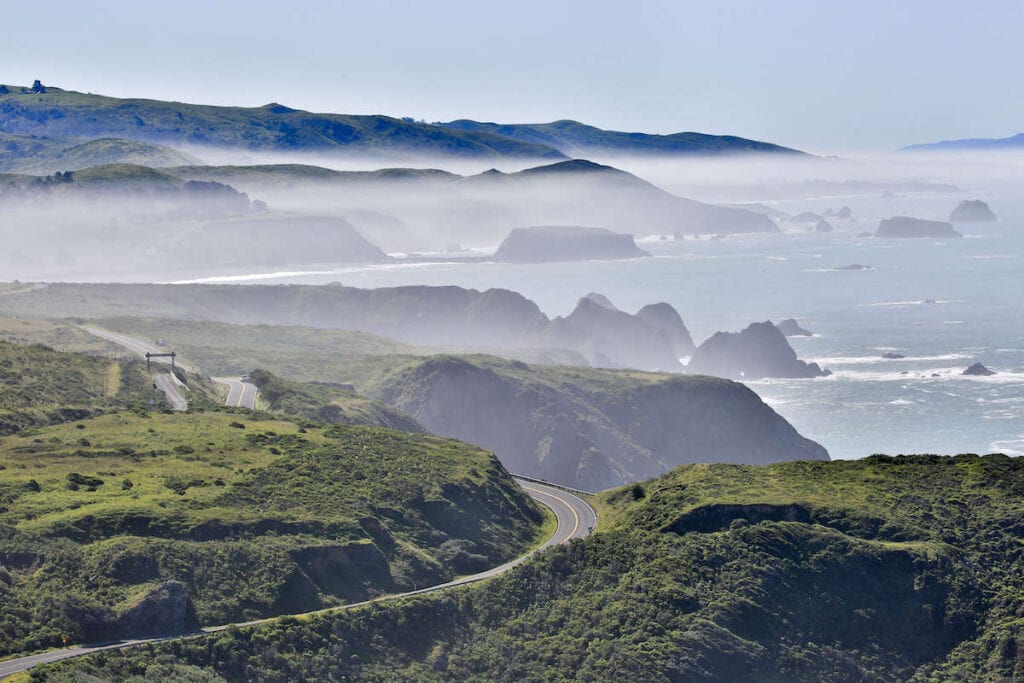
[[159, 152, 1024, 461]]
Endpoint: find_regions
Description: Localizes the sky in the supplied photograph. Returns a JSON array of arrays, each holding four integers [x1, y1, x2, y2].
[[2, 0, 1021, 153]]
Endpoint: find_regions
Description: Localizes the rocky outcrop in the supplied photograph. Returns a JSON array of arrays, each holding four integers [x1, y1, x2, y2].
[[875, 216, 962, 239], [0, 283, 694, 372], [494, 225, 650, 262], [949, 200, 996, 222], [687, 321, 830, 380], [360, 355, 829, 490], [815, 219, 834, 233], [544, 296, 684, 370], [636, 302, 696, 356], [775, 319, 812, 337], [963, 362, 995, 376], [114, 580, 198, 638], [837, 206, 853, 219], [789, 211, 823, 223]]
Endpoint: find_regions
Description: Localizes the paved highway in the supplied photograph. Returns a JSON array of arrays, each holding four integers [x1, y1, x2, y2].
[[212, 377, 258, 409], [0, 479, 596, 679], [80, 326, 190, 411]]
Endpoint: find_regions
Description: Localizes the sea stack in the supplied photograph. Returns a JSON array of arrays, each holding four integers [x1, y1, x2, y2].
[[949, 200, 996, 222], [875, 216, 962, 239]]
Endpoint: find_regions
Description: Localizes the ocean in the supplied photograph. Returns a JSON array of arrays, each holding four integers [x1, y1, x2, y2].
[[171, 180, 1024, 461]]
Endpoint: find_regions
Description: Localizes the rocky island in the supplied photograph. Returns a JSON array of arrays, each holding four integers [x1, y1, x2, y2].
[[875, 216, 962, 239], [493, 225, 650, 262], [687, 321, 830, 380], [949, 200, 996, 222], [775, 318, 812, 336]]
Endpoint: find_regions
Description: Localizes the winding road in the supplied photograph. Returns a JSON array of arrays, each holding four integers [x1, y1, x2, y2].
[[212, 377, 258, 409], [79, 326, 257, 411], [0, 479, 596, 680], [80, 326, 191, 411]]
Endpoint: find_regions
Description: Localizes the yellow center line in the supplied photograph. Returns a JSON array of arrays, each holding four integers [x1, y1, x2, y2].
[[521, 484, 580, 539]]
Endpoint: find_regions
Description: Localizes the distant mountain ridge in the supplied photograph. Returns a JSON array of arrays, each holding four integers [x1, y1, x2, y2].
[[0, 82, 803, 161], [0, 85, 564, 161], [437, 118, 806, 156], [902, 132, 1024, 152]]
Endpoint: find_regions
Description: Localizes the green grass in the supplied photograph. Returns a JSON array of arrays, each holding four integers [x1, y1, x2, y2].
[[0, 409, 545, 659], [38, 454, 1024, 682], [90, 317, 423, 379]]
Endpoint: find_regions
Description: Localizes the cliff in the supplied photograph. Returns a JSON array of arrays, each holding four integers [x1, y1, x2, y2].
[[875, 216, 963, 238], [687, 321, 829, 380], [350, 354, 829, 491], [493, 225, 650, 262]]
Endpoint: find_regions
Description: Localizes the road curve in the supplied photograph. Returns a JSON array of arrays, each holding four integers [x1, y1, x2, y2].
[[212, 377, 257, 409], [80, 326, 190, 411], [0, 479, 596, 680]]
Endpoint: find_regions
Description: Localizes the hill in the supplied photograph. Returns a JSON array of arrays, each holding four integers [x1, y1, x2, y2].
[[0, 133, 198, 174], [0, 284, 691, 372], [0, 85, 565, 161], [0, 340, 167, 434], [38, 454, 1024, 681], [0, 410, 546, 658], [167, 158, 778, 249], [336, 354, 828, 490], [247, 368, 424, 433], [438, 118, 806, 156], [902, 132, 1024, 152]]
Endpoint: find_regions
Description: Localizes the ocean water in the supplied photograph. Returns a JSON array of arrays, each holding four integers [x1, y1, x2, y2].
[[175, 188, 1024, 461]]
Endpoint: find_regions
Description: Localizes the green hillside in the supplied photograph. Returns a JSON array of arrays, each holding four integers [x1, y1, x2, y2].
[[0, 411, 546, 658], [248, 368, 424, 433], [0, 340, 163, 434], [438, 118, 806, 156], [40, 454, 1024, 682], [0, 86, 565, 160], [0, 132, 197, 174]]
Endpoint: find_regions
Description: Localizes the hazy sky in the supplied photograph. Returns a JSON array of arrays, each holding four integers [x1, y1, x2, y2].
[[3, 0, 1021, 153]]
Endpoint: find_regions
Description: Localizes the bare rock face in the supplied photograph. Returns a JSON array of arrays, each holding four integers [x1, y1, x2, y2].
[[776, 318, 812, 337], [963, 362, 996, 376], [636, 302, 696, 357], [114, 580, 198, 638], [687, 321, 830, 380], [949, 200, 996, 222], [494, 225, 650, 262], [815, 219, 834, 233], [545, 296, 684, 370], [875, 216, 962, 239], [837, 206, 853, 219]]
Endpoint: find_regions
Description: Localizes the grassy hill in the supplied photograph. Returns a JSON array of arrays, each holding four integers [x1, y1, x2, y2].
[[0, 410, 546, 658], [0, 132, 197, 174], [39, 454, 1024, 682], [0, 86, 565, 161], [438, 118, 806, 156], [248, 369, 424, 433], [0, 340, 165, 434]]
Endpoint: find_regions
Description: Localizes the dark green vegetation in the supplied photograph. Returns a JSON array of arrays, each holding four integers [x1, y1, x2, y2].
[[0, 340, 163, 434], [0, 85, 564, 161], [0, 410, 545, 658], [438, 118, 806, 156], [248, 369, 424, 433], [37, 454, 1024, 682]]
